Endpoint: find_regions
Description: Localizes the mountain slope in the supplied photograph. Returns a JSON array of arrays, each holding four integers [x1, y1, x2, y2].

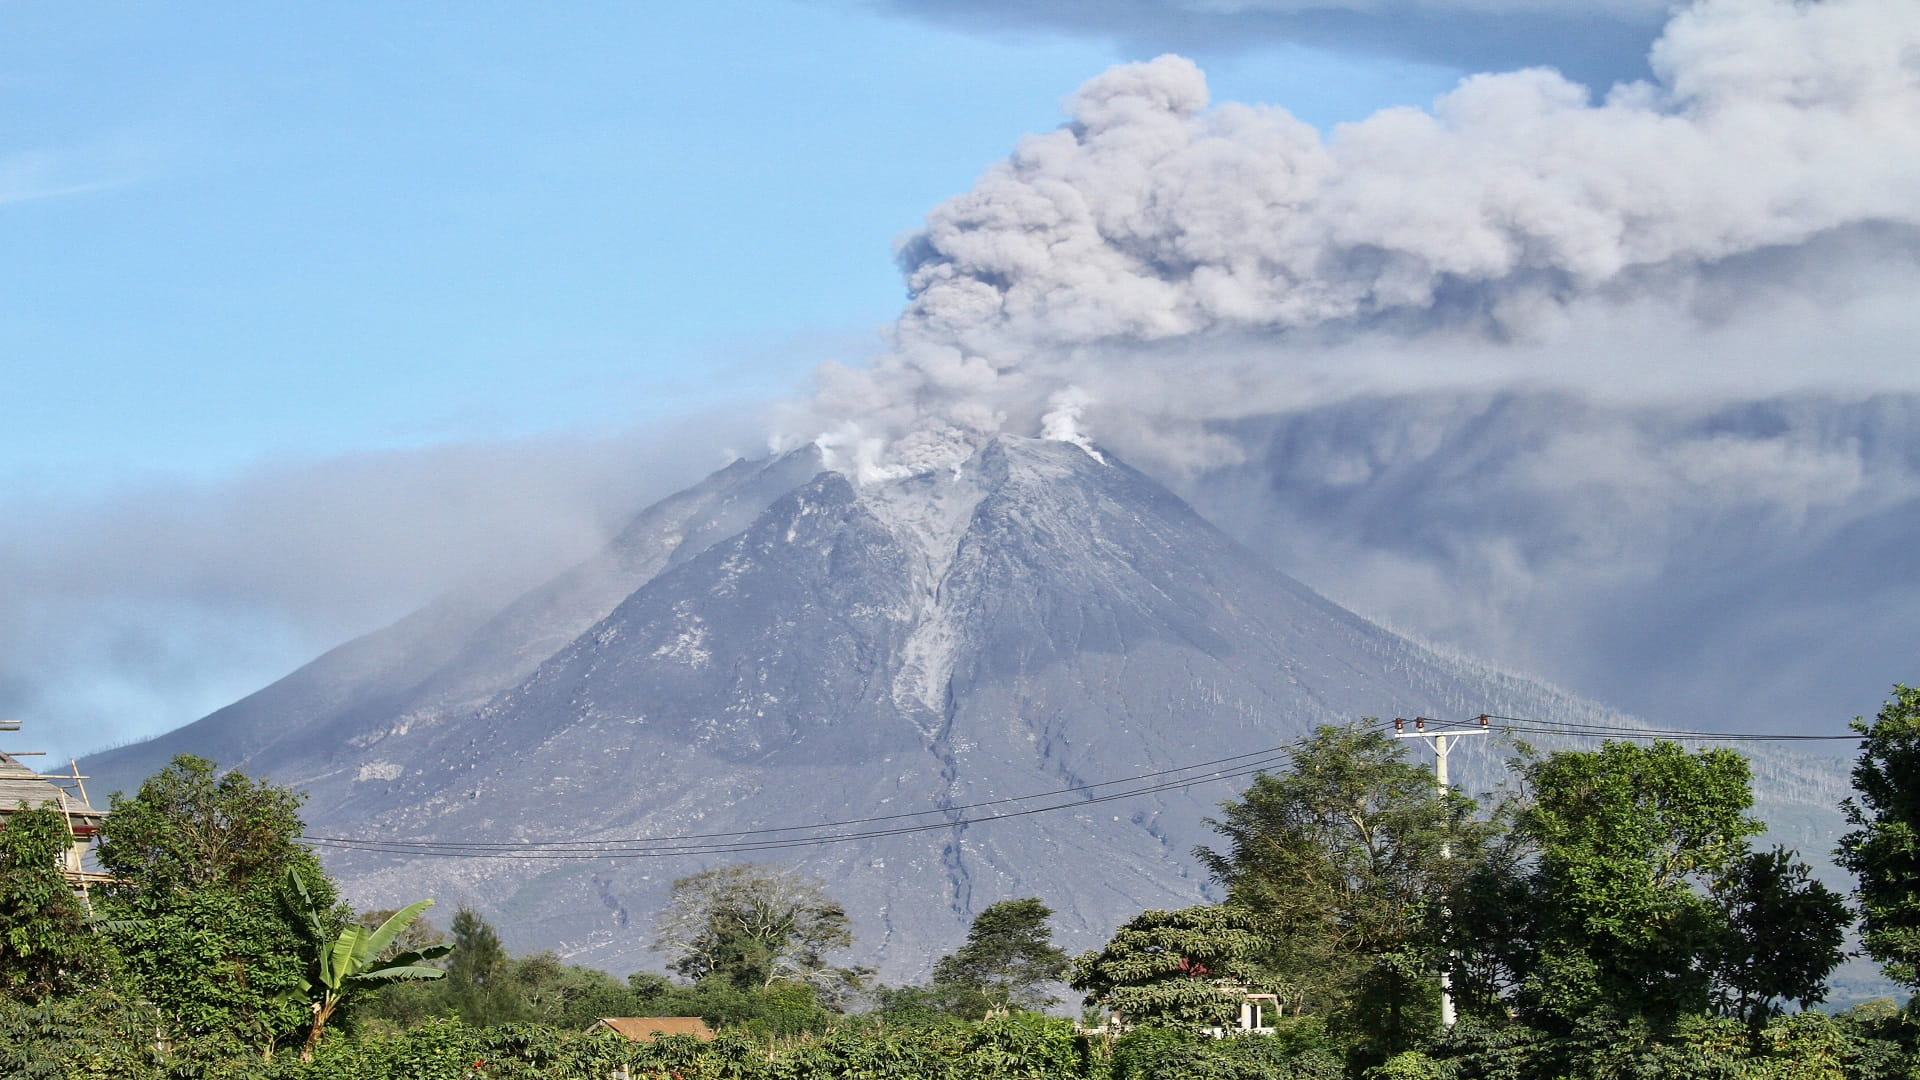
[[84, 435, 1851, 982]]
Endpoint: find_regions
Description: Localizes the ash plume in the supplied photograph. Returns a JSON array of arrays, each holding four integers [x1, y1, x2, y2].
[[791, 0, 1920, 477]]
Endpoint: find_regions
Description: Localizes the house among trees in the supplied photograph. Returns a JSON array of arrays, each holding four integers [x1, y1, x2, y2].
[[587, 1017, 715, 1042], [1080, 983, 1282, 1038], [1210, 989, 1279, 1038], [0, 745, 109, 901]]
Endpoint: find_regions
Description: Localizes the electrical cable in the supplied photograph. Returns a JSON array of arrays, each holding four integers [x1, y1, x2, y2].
[[302, 742, 1299, 852], [302, 713, 1857, 860], [302, 760, 1285, 860], [302, 747, 1302, 860], [1477, 714, 1859, 742]]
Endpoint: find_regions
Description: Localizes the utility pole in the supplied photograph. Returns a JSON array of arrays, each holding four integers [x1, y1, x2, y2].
[[1393, 714, 1489, 1030]]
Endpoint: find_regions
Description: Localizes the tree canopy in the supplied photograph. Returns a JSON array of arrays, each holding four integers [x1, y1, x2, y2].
[[652, 864, 855, 992], [1838, 684, 1920, 991], [0, 803, 109, 1000], [94, 754, 340, 1057], [1518, 740, 1762, 1023], [446, 905, 512, 1026], [1707, 845, 1848, 1024], [1071, 905, 1269, 1030], [1509, 740, 1844, 1027], [930, 897, 1071, 1017], [95, 753, 315, 898], [1197, 724, 1490, 1045]]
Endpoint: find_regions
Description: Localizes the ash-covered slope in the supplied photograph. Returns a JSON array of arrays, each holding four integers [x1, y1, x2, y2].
[[84, 435, 1848, 982]]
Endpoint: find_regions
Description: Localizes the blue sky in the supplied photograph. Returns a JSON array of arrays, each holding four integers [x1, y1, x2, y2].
[[3, 1, 1469, 494]]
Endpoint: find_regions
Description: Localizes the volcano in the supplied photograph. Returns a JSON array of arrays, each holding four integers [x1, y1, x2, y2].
[[82, 435, 1846, 980]]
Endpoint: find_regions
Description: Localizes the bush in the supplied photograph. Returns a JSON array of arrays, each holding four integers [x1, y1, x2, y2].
[[0, 990, 162, 1080], [1112, 1026, 1342, 1080], [1365, 1051, 1450, 1080], [964, 1013, 1085, 1079]]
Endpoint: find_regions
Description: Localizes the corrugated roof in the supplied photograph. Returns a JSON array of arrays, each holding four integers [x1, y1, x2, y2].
[[589, 1017, 716, 1041], [0, 753, 104, 826]]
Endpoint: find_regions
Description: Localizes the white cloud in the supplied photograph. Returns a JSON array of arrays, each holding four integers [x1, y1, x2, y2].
[[0, 414, 762, 764]]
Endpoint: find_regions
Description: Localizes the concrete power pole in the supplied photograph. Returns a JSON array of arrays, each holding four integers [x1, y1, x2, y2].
[[1393, 714, 1489, 1030]]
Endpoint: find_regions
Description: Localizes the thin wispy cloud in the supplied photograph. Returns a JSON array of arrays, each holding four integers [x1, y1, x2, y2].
[[0, 144, 145, 207], [3, 412, 769, 763]]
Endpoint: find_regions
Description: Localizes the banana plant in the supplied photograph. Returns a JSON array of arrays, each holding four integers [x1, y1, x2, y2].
[[285, 867, 452, 1060]]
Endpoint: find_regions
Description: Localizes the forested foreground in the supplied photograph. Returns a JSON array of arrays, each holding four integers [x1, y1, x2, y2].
[[5, 687, 1920, 1079]]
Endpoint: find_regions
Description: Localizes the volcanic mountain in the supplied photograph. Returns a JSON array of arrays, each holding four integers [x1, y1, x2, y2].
[[82, 435, 1847, 980]]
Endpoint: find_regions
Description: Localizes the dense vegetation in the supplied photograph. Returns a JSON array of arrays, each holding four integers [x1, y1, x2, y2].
[[3, 686, 1919, 1078]]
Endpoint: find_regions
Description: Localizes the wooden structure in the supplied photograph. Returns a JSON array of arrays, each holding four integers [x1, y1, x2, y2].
[[0, 746, 111, 903], [588, 1017, 716, 1042]]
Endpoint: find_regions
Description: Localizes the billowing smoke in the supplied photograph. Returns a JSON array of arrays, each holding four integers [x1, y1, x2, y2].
[[789, 0, 1920, 734], [792, 0, 1920, 478]]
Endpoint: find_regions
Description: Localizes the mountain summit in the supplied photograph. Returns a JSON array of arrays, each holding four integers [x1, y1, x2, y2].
[[83, 435, 1844, 978]]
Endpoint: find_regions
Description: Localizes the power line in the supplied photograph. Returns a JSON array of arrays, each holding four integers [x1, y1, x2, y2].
[[302, 714, 1857, 861], [302, 746, 1303, 861], [304, 761, 1280, 860], [1478, 714, 1860, 743], [304, 742, 1298, 850]]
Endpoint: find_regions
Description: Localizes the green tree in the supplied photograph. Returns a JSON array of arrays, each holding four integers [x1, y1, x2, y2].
[[445, 905, 512, 1026], [622, 968, 838, 1037], [1837, 684, 1920, 991], [1505, 730, 1835, 1022], [95, 754, 313, 897], [651, 863, 855, 992], [1197, 724, 1491, 1043], [499, 951, 635, 1028], [1071, 905, 1268, 1030], [285, 867, 449, 1059], [0, 803, 109, 1001], [1444, 854, 1538, 1020], [929, 897, 1071, 1017], [1706, 846, 1848, 1024], [93, 754, 337, 1057], [1449, 741, 1844, 1033]]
